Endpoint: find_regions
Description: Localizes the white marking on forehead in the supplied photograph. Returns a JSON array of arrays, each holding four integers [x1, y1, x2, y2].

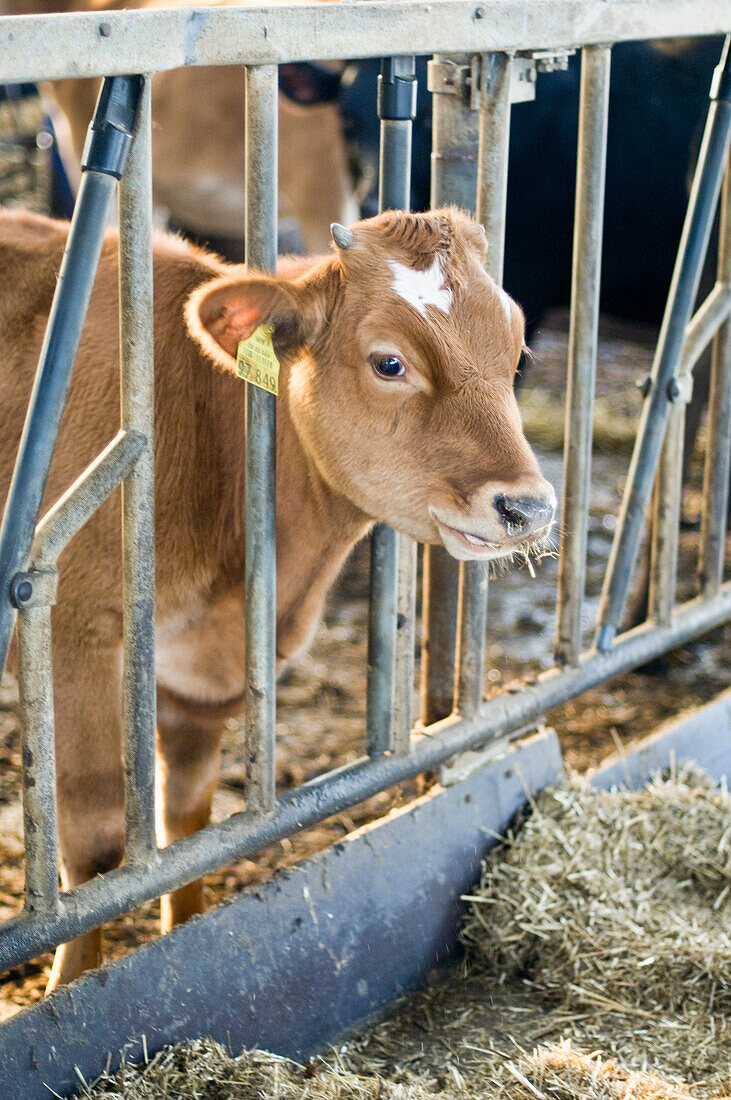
[[388, 255, 452, 318], [498, 287, 513, 325]]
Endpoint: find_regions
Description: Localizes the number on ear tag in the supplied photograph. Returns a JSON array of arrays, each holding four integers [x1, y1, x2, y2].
[[236, 324, 280, 396]]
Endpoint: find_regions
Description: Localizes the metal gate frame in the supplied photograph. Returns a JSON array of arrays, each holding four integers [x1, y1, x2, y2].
[[0, 0, 729, 1008]]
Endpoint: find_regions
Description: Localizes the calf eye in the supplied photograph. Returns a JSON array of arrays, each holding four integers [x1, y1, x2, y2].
[[371, 355, 406, 379]]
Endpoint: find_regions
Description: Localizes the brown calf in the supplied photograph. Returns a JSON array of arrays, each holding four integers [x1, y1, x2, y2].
[[0, 205, 555, 990]]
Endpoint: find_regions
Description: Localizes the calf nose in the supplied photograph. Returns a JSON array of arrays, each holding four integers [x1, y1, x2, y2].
[[494, 493, 555, 538]]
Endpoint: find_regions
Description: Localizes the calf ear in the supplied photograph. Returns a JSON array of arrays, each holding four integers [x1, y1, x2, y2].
[[185, 267, 333, 371]]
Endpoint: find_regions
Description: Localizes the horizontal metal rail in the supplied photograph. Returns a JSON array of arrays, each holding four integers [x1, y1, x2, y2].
[[1, 581, 728, 973], [0, 1, 728, 82]]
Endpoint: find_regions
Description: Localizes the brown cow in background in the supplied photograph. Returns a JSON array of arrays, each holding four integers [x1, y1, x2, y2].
[[1, 0, 358, 254]]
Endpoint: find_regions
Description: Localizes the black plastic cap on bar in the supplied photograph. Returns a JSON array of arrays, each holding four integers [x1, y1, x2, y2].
[[710, 34, 731, 101], [378, 56, 417, 121], [82, 74, 143, 178]]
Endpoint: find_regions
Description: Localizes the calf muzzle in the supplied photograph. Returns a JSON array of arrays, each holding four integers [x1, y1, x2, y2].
[[493, 493, 555, 539]]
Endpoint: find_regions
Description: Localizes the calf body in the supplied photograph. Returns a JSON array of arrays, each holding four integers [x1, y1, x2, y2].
[[0, 206, 554, 988]]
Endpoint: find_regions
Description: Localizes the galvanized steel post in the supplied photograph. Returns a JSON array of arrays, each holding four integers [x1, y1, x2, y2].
[[555, 45, 611, 663], [118, 76, 158, 864], [244, 64, 278, 812], [454, 52, 512, 718], [422, 53, 479, 724], [367, 57, 417, 755]]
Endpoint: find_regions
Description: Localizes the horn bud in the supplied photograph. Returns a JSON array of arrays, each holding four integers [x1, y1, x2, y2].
[[330, 222, 354, 249]]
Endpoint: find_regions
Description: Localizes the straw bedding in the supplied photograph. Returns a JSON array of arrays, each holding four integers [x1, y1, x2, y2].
[[78, 769, 731, 1099]]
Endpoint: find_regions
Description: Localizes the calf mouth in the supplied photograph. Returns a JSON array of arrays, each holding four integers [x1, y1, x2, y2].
[[434, 515, 555, 570]]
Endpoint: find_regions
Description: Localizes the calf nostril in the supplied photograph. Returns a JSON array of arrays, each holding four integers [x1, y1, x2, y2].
[[494, 494, 554, 535], [494, 494, 528, 532]]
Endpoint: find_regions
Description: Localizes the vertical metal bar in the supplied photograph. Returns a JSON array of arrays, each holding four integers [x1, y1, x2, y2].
[[17, 605, 59, 914], [118, 76, 157, 863], [420, 550, 460, 724], [555, 45, 611, 664], [366, 527, 398, 753], [453, 52, 511, 719], [367, 58, 417, 756], [699, 155, 731, 594], [596, 36, 731, 650], [392, 534, 417, 754], [430, 54, 480, 209], [422, 54, 479, 724], [476, 52, 511, 274], [244, 64, 278, 811]]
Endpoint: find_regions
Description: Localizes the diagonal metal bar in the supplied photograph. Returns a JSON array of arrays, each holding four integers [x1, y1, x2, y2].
[[699, 152, 731, 594], [0, 75, 143, 674]]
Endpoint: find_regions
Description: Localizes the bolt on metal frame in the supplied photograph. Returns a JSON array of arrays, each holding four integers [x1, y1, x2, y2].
[[0, 0, 729, 980]]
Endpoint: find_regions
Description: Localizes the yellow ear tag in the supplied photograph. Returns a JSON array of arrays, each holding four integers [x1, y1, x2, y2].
[[236, 324, 280, 396]]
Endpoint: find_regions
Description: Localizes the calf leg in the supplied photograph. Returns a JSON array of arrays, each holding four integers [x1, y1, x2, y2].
[[155, 689, 224, 931], [46, 638, 125, 993]]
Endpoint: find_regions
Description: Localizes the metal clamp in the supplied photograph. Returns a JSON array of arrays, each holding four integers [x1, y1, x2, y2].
[[82, 74, 143, 179], [377, 56, 417, 121], [526, 48, 575, 73], [428, 49, 575, 110], [667, 374, 694, 404], [9, 569, 59, 610], [427, 56, 476, 103]]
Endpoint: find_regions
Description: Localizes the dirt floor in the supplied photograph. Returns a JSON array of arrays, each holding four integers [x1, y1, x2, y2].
[[0, 303, 728, 1020]]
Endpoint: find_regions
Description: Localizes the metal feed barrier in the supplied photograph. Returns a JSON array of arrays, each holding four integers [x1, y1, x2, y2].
[[0, 0, 729, 996]]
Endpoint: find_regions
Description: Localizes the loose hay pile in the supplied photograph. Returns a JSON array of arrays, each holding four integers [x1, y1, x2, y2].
[[463, 766, 731, 1025], [78, 769, 731, 1100], [78, 1038, 703, 1100], [462, 767, 731, 1085]]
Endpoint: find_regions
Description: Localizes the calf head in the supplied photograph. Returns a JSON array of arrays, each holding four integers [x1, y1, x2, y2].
[[187, 208, 555, 565]]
